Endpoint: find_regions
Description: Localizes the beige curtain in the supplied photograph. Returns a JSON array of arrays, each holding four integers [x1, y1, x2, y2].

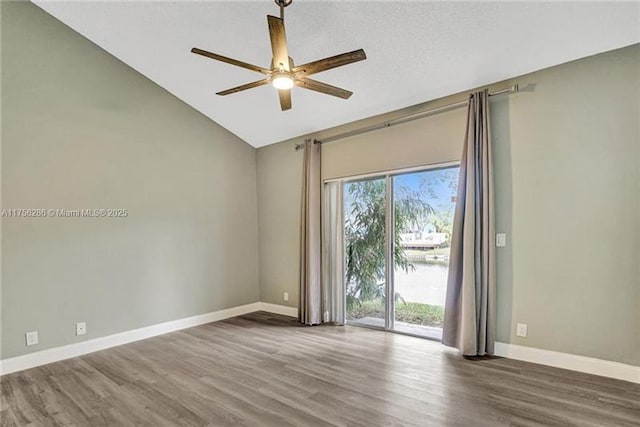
[[442, 89, 496, 356], [322, 181, 345, 325], [299, 139, 323, 325]]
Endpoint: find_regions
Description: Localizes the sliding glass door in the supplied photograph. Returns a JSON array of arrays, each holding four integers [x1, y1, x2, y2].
[[392, 167, 458, 339], [342, 165, 459, 340]]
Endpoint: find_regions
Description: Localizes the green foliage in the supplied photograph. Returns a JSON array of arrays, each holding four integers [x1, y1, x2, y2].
[[416, 168, 458, 245], [344, 180, 386, 304], [344, 179, 433, 309], [347, 300, 445, 328], [427, 209, 455, 245]]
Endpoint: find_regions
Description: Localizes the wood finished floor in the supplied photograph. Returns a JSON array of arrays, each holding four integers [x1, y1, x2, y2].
[[1, 312, 639, 427]]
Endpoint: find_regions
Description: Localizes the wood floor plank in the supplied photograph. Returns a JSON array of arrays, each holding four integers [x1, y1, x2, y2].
[[1, 311, 638, 426]]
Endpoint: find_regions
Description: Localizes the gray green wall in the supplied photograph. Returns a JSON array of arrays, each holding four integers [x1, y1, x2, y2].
[[256, 142, 302, 308], [492, 45, 639, 366], [256, 44, 640, 366], [1, 2, 260, 359]]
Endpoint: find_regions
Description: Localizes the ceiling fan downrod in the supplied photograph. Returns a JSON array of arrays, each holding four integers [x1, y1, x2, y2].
[[274, 0, 293, 20]]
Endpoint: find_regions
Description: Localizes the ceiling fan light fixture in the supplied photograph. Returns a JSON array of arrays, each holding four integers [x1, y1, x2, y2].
[[271, 72, 294, 90]]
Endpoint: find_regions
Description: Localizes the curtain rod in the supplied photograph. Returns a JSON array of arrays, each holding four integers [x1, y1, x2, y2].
[[294, 84, 519, 150]]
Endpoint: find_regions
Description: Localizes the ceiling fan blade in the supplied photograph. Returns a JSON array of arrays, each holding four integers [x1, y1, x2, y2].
[[191, 47, 270, 75], [216, 79, 270, 96], [296, 78, 353, 99], [292, 49, 366, 77], [267, 15, 290, 71], [278, 89, 292, 111]]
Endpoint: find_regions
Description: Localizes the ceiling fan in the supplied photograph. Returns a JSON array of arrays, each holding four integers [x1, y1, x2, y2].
[[191, 0, 366, 111]]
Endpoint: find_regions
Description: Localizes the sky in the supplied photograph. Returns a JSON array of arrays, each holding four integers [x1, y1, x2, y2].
[[394, 166, 459, 212]]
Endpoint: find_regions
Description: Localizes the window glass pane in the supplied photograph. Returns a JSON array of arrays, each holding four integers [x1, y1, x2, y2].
[[343, 177, 387, 327], [392, 167, 459, 339]]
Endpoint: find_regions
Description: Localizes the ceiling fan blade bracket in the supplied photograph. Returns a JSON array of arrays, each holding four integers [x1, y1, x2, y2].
[[270, 56, 294, 72]]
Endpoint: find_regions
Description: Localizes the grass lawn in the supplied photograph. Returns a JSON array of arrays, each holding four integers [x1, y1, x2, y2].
[[405, 247, 450, 256], [347, 299, 444, 328]]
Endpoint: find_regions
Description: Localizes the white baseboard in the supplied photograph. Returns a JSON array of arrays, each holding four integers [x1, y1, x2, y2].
[[3, 305, 636, 384], [258, 302, 298, 318], [0, 302, 298, 376], [495, 342, 640, 384], [1, 302, 267, 376]]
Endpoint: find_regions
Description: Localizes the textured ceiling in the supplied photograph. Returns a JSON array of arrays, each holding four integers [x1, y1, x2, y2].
[[33, 1, 640, 148]]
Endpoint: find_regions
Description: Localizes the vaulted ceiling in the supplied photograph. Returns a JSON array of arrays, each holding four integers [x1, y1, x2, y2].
[[34, 1, 640, 148]]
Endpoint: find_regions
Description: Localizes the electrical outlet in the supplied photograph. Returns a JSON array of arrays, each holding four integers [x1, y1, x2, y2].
[[76, 322, 87, 336], [516, 323, 528, 338], [283, 292, 289, 302], [25, 331, 39, 346], [496, 233, 507, 247]]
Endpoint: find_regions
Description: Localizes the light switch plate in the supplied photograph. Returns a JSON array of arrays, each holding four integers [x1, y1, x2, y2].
[[496, 233, 507, 247], [25, 331, 39, 346]]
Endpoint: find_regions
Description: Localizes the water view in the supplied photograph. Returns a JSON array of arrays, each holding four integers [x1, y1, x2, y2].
[[395, 261, 448, 307]]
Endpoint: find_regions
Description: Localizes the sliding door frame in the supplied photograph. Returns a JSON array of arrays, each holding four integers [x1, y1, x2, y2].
[[384, 175, 394, 331], [333, 160, 460, 338]]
